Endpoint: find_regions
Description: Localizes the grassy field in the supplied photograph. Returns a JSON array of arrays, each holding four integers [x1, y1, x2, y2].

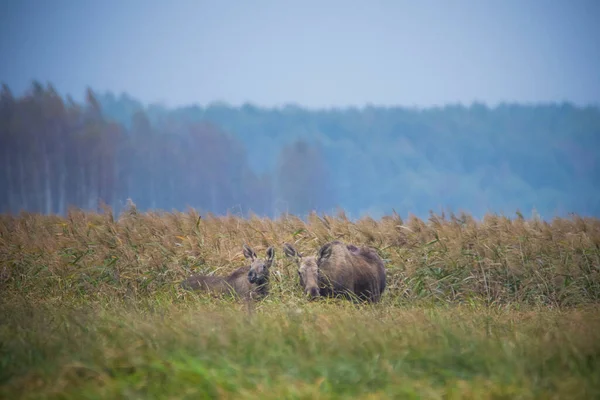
[[1, 205, 600, 399]]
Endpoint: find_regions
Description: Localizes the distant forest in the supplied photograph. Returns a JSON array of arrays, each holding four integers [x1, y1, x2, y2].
[[1, 82, 599, 219]]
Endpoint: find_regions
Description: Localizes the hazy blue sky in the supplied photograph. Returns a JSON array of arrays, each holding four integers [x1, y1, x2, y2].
[[1, 0, 599, 108]]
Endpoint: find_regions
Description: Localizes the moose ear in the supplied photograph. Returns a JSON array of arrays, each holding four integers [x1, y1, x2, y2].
[[317, 242, 333, 263], [243, 244, 257, 260], [266, 246, 275, 262], [283, 243, 298, 258]]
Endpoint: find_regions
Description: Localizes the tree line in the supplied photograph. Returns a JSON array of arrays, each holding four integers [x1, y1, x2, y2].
[[1, 81, 599, 219], [0, 82, 331, 217], [99, 90, 600, 219]]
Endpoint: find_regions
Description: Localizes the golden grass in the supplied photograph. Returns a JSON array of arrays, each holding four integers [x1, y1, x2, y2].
[[1, 205, 599, 307]]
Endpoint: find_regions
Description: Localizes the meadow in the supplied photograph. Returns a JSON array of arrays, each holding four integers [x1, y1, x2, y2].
[[1, 204, 599, 399]]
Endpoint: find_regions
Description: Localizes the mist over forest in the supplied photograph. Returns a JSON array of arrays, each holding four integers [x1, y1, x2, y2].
[[1, 82, 599, 220]]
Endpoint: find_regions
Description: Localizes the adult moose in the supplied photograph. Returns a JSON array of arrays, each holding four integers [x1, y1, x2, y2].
[[283, 241, 386, 303], [181, 244, 275, 300]]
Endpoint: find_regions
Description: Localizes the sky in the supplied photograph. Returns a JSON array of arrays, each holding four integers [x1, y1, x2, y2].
[[1, 0, 599, 109]]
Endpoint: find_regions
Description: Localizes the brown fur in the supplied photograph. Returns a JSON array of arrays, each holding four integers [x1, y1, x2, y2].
[[317, 241, 386, 302], [181, 245, 275, 300], [284, 241, 386, 302], [283, 243, 320, 299]]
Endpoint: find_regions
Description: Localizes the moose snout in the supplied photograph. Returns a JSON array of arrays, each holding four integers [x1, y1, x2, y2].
[[307, 287, 320, 299], [248, 271, 257, 283]]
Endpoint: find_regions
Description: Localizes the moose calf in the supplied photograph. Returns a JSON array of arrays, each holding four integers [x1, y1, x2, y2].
[[181, 244, 275, 300]]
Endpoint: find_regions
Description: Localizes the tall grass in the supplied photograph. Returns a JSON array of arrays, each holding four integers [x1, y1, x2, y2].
[[1, 205, 599, 398], [1, 205, 599, 306]]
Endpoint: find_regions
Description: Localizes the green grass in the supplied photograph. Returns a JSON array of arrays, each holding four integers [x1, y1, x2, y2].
[[1, 297, 599, 399], [1, 209, 600, 398]]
